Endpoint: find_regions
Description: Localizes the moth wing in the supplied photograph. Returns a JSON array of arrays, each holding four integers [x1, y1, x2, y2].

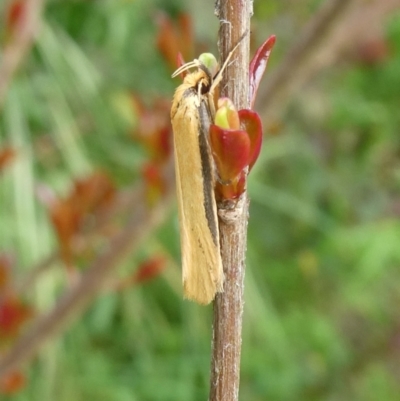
[[171, 92, 223, 304]]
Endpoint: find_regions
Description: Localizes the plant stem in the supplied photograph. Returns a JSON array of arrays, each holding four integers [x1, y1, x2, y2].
[[209, 1, 252, 400], [257, 0, 356, 119], [0, 0, 45, 111], [0, 163, 175, 378]]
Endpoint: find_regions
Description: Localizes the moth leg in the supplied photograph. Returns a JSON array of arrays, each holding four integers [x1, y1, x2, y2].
[[208, 93, 216, 120], [197, 80, 215, 120], [196, 81, 204, 108]]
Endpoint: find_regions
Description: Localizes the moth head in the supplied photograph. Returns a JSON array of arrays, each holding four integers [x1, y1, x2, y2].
[[172, 53, 218, 80], [172, 53, 219, 95], [198, 53, 219, 78]]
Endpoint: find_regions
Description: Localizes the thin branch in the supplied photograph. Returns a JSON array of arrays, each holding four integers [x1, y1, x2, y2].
[[258, 0, 400, 120], [257, 0, 356, 118], [210, 1, 252, 400], [0, 0, 45, 110], [15, 253, 58, 294], [12, 186, 145, 296], [0, 162, 175, 378]]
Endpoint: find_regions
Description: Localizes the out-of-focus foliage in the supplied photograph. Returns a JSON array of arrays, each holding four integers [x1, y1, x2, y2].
[[1, 0, 400, 400]]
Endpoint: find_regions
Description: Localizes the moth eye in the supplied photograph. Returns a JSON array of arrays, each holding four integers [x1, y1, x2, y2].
[[199, 79, 211, 95]]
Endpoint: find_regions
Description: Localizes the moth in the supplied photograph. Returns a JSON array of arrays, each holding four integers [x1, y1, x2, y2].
[[170, 43, 242, 304]]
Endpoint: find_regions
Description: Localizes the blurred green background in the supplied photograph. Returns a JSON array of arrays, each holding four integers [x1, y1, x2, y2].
[[1, 0, 400, 400]]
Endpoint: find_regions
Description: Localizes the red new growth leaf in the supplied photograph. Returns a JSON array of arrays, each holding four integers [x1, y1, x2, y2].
[[216, 98, 241, 130], [209, 125, 251, 183], [142, 162, 166, 205], [48, 198, 80, 266], [177, 13, 194, 63], [249, 35, 276, 108], [176, 52, 187, 78], [73, 171, 115, 216], [0, 370, 26, 395], [215, 170, 247, 201], [131, 96, 172, 162], [210, 101, 264, 199], [5, 0, 26, 38], [42, 172, 115, 266], [111, 256, 166, 292], [133, 256, 166, 284], [156, 14, 179, 71], [238, 110, 263, 170], [0, 254, 12, 291], [0, 147, 16, 172], [356, 37, 389, 66], [176, 52, 185, 68], [0, 297, 33, 341], [156, 13, 194, 71]]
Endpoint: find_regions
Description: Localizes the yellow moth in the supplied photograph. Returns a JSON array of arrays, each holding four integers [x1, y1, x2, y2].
[[170, 44, 242, 304]]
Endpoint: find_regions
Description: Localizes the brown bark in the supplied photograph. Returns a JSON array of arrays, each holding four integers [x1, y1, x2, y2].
[[210, 1, 252, 400]]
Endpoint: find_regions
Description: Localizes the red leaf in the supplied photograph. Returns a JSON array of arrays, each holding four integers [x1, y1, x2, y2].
[[72, 171, 115, 215], [48, 199, 80, 266], [249, 35, 276, 108], [157, 125, 172, 161], [0, 254, 12, 292], [178, 13, 194, 62], [238, 109, 263, 170], [43, 172, 116, 266], [176, 53, 187, 77], [215, 170, 247, 201], [142, 162, 165, 204], [0, 370, 26, 395], [131, 96, 172, 161], [0, 147, 16, 172], [156, 13, 194, 71], [156, 13, 180, 71], [0, 297, 33, 340], [5, 0, 26, 37], [209, 125, 251, 182], [133, 256, 166, 284], [356, 37, 389, 66]]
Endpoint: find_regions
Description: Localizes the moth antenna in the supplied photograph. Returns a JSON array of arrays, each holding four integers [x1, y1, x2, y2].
[[172, 59, 202, 78], [210, 30, 248, 94]]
